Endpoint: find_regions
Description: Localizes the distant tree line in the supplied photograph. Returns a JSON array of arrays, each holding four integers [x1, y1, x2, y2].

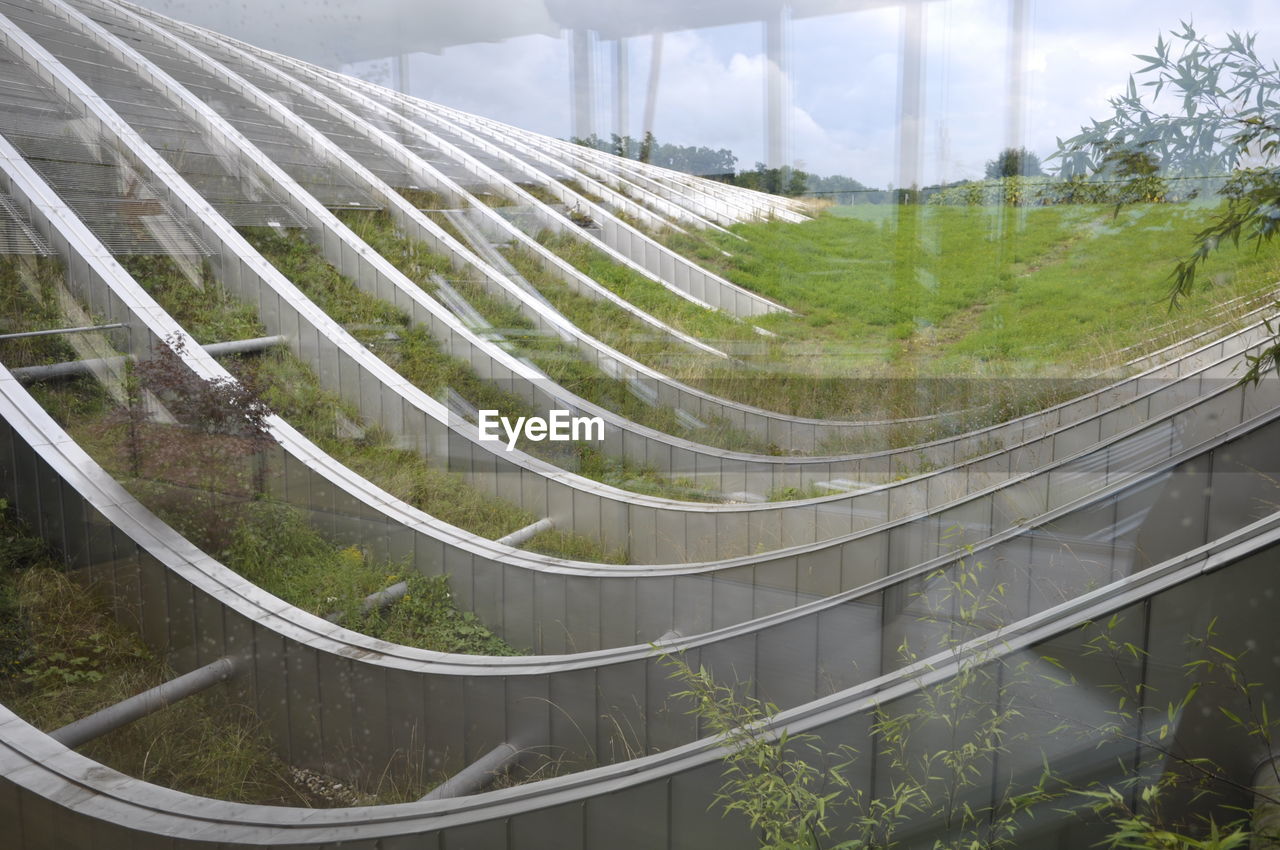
[[571, 133, 739, 180], [804, 173, 892, 204], [571, 135, 1185, 206], [718, 163, 809, 196], [570, 133, 904, 201], [572, 133, 816, 198]]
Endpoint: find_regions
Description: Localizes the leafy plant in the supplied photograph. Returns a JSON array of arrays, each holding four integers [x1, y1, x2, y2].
[[1053, 25, 1280, 384], [115, 334, 273, 547], [663, 551, 1278, 849], [223, 501, 520, 654], [663, 652, 857, 850]]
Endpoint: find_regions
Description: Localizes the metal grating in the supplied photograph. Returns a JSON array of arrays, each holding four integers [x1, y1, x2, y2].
[[3, 0, 305, 229], [0, 32, 213, 256], [15, 143, 215, 255], [4, 0, 373, 216], [299, 78, 497, 191], [0, 192, 52, 255], [205, 46, 417, 190]]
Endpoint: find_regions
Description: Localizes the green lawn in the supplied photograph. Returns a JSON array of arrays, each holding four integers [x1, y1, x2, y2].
[[659, 202, 1280, 382]]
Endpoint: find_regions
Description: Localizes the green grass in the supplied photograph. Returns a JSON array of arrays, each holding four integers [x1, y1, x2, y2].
[[515, 182, 560, 206], [334, 203, 1120, 450], [241, 350, 551, 537], [0, 503, 404, 805], [644, 202, 1280, 427], [0, 258, 117, 425], [242, 222, 532, 415], [667, 205, 1092, 352], [668, 203, 1280, 370], [533, 230, 757, 345], [503, 241, 713, 370], [54, 365, 543, 650], [531, 218, 1068, 423], [306, 212, 731, 495], [238, 226, 406, 328], [937, 205, 1280, 371], [339, 208, 452, 290], [396, 187, 454, 212], [438, 270, 769, 469], [559, 178, 605, 205], [224, 500, 518, 654], [459, 247, 778, 455], [0, 257, 78, 368], [98, 225, 638, 554], [44, 233, 616, 551], [18, 231, 628, 561], [118, 255, 263, 345], [390, 191, 815, 451], [233, 348, 624, 561]]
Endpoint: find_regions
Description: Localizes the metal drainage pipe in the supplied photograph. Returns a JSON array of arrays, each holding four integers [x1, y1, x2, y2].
[[10, 335, 287, 382], [494, 517, 553, 548], [324, 518, 555, 622], [49, 656, 238, 750], [0, 322, 126, 341], [420, 742, 524, 801], [200, 335, 288, 357]]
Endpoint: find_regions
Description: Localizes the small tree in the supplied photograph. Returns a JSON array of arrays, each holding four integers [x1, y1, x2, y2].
[[985, 147, 1045, 179], [119, 334, 274, 548]]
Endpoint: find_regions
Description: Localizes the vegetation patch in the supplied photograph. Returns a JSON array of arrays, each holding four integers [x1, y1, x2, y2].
[[225, 500, 517, 654], [0, 257, 78, 367], [671, 203, 1280, 370], [303, 211, 728, 498], [118, 255, 262, 345], [0, 501, 400, 805], [534, 230, 755, 346]]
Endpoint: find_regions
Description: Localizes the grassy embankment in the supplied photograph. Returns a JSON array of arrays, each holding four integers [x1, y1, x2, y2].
[[131, 242, 635, 560], [0, 506, 397, 805], [392, 192, 1279, 452], [349, 198, 741, 483], [644, 202, 1280, 442], [663, 202, 1280, 372], [0, 260, 442, 803], [401, 189, 782, 455], [0, 257, 602, 800], [3, 255, 537, 640]]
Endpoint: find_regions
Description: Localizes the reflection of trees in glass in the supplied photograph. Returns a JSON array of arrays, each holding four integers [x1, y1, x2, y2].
[[571, 133, 815, 196], [730, 162, 810, 197], [985, 147, 1044, 179], [572, 132, 739, 176], [1054, 25, 1280, 381]]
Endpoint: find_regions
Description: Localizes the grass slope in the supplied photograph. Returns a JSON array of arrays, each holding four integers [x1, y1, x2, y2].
[[671, 203, 1280, 375]]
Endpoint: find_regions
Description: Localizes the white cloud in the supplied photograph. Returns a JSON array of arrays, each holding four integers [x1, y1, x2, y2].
[[336, 0, 1279, 189], [639, 33, 768, 166], [390, 33, 571, 139]]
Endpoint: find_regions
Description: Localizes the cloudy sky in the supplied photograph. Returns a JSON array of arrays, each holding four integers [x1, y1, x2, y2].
[[137, 0, 1277, 188]]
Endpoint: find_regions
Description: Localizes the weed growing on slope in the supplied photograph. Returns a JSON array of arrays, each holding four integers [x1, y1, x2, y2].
[[118, 254, 262, 345], [0, 257, 77, 368], [224, 500, 518, 654], [43, 346, 544, 650], [0, 503, 363, 805], [534, 230, 756, 346], [239, 348, 627, 560], [300, 211, 731, 494]]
